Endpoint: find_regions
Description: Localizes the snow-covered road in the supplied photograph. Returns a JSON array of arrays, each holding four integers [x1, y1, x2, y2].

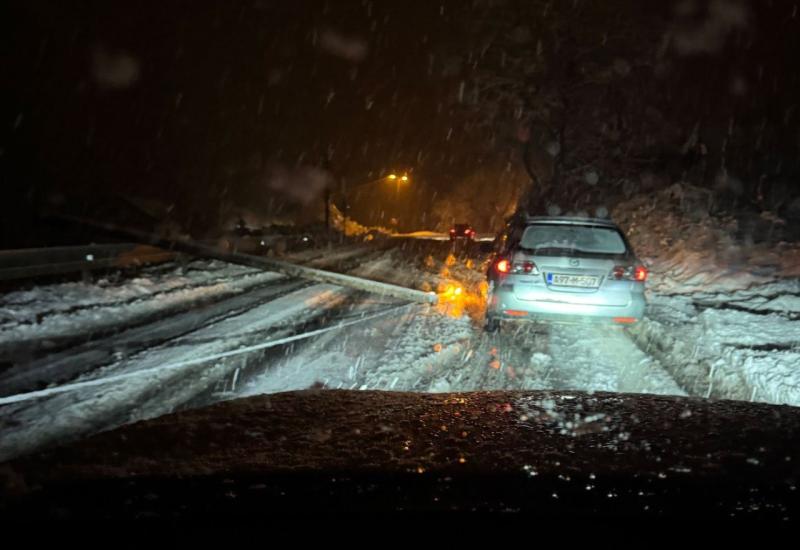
[[0, 237, 798, 461], [240, 307, 685, 397]]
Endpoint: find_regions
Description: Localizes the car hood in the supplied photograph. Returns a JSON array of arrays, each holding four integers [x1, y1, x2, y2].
[[2, 389, 799, 518]]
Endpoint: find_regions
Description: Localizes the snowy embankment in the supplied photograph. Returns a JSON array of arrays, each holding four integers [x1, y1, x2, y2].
[[0, 260, 284, 348], [613, 184, 800, 294], [614, 185, 800, 406], [630, 286, 800, 406]]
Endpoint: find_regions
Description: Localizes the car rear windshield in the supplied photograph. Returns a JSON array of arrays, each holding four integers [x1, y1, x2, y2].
[[520, 224, 628, 255]]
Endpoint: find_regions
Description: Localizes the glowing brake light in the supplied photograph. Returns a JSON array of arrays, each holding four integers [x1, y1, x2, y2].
[[512, 260, 538, 274], [613, 317, 637, 324], [611, 265, 648, 282], [496, 259, 539, 275], [522, 261, 535, 273]]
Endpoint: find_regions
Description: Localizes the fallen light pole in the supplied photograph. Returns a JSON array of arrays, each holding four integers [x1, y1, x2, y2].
[[56, 215, 438, 305]]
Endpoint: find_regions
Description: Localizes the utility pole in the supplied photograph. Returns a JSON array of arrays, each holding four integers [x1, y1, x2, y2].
[[53, 214, 438, 305], [322, 156, 334, 238], [341, 177, 348, 241], [324, 188, 331, 232]]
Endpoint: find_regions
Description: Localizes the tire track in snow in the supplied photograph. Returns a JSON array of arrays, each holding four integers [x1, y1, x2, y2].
[[544, 324, 686, 396], [0, 278, 310, 395], [0, 283, 372, 461]]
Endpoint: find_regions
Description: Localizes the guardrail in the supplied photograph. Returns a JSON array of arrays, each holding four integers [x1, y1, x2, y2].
[[0, 243, 178, 282], [53, 216, 438, 305]]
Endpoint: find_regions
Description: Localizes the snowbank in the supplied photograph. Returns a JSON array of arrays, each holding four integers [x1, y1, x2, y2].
[[613, 185, 800, 407], [613, 184, 800, 295], [0, 261, 283, 347], [623, 276, 800, 408]]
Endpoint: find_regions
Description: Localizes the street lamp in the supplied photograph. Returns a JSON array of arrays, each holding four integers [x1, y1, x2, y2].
[[392, 174, 409, 196], [383, 173, 409, 194], [337, 172, 410, 236]]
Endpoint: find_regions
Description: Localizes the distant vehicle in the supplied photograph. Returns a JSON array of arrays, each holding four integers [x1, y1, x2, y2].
[[485, 216, 647, 331], [222, 224, 314, 256], [449, 223, 476, 241], [224, 225, 270, 255]]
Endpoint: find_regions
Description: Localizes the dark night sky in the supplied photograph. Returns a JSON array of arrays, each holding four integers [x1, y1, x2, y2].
[[3, 0, 475, 243], [3, 0, 799, 246]]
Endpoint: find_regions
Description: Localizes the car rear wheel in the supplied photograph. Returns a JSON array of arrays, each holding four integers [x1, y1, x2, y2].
[[484, 316, 500, 333]]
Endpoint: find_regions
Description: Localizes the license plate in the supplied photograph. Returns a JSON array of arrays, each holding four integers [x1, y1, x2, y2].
[[546, 273, 600, 288]]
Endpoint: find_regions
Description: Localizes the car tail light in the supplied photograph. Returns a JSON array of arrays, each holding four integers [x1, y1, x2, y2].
[[504, 310, 528, 317], [613, 317, 637, 324], [610, 265, 648, 282], [521, 261, 536, 274], [496, 258, 539, 275], [510, 260, 538, 275]]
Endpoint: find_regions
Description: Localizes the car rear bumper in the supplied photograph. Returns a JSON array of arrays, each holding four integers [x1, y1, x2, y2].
[[488, 286, 646, 324]]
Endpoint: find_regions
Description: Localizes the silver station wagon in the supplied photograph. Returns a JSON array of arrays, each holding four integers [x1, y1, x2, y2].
[[485, 216, 647, 331]]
